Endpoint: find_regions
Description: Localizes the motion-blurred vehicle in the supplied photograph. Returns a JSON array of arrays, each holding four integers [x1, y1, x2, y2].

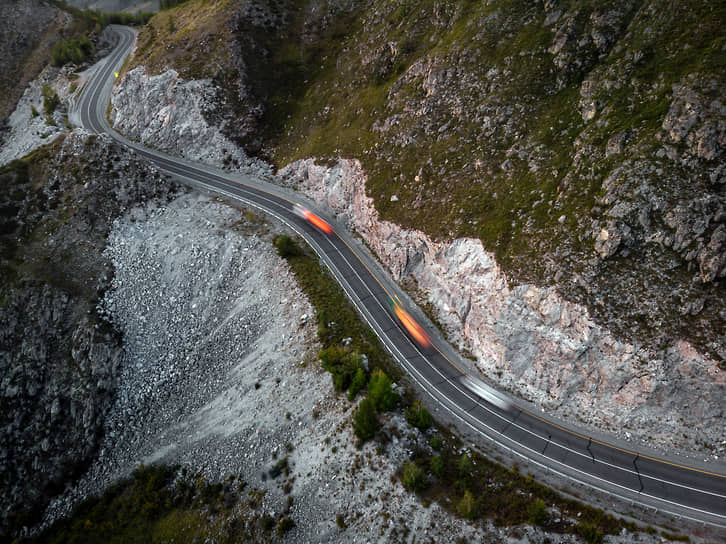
[[294, 204, 333, 234], [460, 375, 511, 411], [388, 295, 431, 348]]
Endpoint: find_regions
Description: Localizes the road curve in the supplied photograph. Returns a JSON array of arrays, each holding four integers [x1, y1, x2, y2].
[[76, 25, 726, 529]]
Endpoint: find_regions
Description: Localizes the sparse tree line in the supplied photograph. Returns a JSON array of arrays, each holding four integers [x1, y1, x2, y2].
[[51, 36, 95, 67]]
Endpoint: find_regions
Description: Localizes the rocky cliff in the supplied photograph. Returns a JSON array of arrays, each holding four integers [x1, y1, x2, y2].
[[0, 131, 176, 537], [0, 0, 64, 123], [278, 158, 725, 456], [108, 0, 726, 456], [110, 66, 262, 172]]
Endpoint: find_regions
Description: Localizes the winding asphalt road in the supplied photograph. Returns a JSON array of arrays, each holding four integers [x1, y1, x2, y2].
[[75, 25, 726, 530]]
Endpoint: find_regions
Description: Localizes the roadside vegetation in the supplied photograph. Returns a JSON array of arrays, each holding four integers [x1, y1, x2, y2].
[[21, 465, 294, 544], [271, 233, 691, 540], [273, 233, 400, 444], [51, 36, 95, 67]]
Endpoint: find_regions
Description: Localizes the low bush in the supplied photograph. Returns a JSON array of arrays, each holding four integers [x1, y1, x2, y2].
[[402, 461, 426, 492], [406, 401, 432, 430], [528, 499, 548, 526], [42, 85, 60, 116], [319, 346, 365, 393], [274, 234, 303, 258], [574, 521, 604, 544]]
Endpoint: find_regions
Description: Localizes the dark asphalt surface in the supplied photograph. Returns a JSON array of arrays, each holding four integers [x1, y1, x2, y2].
[[76, 25, 726, 530]]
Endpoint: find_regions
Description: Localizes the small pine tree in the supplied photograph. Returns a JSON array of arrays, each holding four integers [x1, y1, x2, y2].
[[429, 455, 444, 478], [406, 401, 432, 430], [347, 366, 367, 400], [367, 369, 398, 412], [528, 499, 548, 526], [352, 398, 378, 441], [456, 490, 477, 519]]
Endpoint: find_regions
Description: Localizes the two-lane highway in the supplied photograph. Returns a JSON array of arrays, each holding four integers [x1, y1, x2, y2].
[[76, 25, 726, 531]]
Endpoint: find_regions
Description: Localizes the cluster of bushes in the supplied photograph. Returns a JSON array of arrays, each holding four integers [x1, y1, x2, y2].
[[351, 369, 400, 441], [273, 234, 403, 443], [51, 36, 94, 67], [24, 465, 295, 542], [396, 436, 644, 543]]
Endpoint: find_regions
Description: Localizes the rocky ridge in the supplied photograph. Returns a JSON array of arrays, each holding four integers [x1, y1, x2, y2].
[[0, 131, 176, 537], [110, 66, 265, 173], [277, 158, 726, 458], [0, 0, 65, 123]]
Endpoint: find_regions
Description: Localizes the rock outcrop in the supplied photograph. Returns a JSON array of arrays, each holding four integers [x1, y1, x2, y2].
[[278, 158, 725, 457], [0, 0, 64, 122], [110, 66, 264, 173], [0, 131, 176, 537]]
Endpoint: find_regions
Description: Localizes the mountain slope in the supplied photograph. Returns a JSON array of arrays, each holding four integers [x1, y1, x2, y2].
[[127, 0, 726, 367]]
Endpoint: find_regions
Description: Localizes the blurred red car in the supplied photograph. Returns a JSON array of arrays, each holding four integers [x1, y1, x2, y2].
[[388, 296, 431, 348], [295, 205, 333, 234]]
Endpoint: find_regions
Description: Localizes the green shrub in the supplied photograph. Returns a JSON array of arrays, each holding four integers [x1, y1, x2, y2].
[[274, 234, 303, 258], [51, 36, 95, 67], [352, 398, 378, 441], [368, 369, 398, 412], [30, 104, 38, 118], [42, 85, 60, 116], [406, 401, 432, 430], [457, 454, 472, 477], [575, 521, 604, 544], [429, 455, 444, 478], [277, 516, 294, 536], [456, 490, 477, 519], [402, 461, 426, 492], [528, 499, 548, 526], [347, 366, 367, 400], [429, 435, 442, 450], [320, 346, 364, 392]]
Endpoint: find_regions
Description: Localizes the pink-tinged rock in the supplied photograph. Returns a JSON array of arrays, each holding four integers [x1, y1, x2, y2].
[[278, 158, 725, 454]]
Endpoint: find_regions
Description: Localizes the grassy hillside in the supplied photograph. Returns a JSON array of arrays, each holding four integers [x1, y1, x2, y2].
[[130, 0, 726, 365]]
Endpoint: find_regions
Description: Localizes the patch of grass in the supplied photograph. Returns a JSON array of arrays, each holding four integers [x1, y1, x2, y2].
[[127, 0, 235, 80], [23, 464, 278, 543]]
